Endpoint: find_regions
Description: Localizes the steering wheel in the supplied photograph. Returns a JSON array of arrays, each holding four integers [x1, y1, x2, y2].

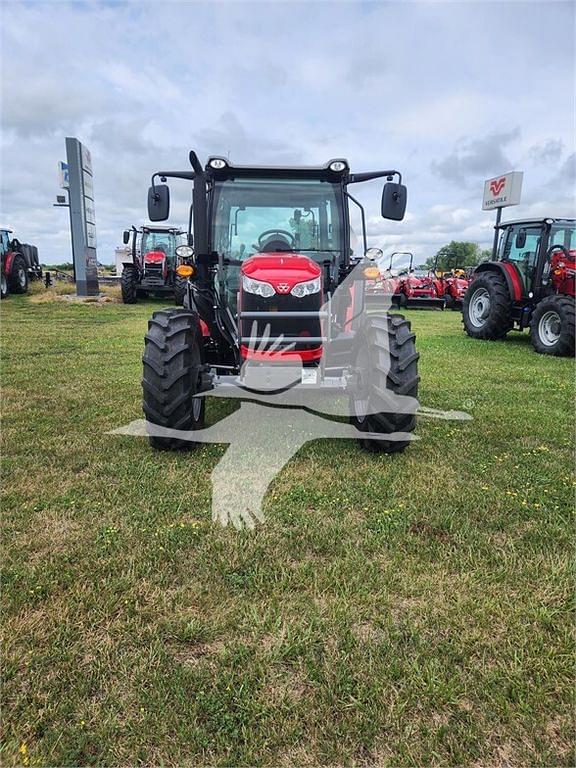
[[546, 244, 570, 260], [257, 229, 295, 250], [542, 244, 570, 284]]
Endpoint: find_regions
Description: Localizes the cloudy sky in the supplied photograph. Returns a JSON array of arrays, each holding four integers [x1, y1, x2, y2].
[[1, 0, 574, 266]]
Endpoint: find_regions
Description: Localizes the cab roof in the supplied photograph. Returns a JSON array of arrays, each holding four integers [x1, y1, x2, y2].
[[497, 217, 575, 229], [141, 225, 183, 234], [205, 156, 349, 181]]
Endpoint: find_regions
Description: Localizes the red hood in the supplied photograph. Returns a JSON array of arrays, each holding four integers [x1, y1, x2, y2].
[[242, 252, 321, 293], [445, 277, 469, 289], [406, 275, 433, 288], [144, 250, 166, 263]]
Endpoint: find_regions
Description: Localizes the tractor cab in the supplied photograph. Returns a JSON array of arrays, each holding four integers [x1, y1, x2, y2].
[[210, 174, 345, 320], [494, 219, 576, 297], [462, 218, 575, 356]]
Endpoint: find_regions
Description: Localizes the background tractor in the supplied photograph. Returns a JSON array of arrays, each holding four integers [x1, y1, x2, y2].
[[394, 253, 445, 309], [1, 228, 42, 298], [364, 250, 407, 303], [462, 217, 575, 356], [120, 225, 187, 304], [435, 253, 472, 310], [140, 151, 418, 454]]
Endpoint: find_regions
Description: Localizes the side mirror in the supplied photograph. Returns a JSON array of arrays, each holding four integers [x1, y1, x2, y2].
[[122, 230, 130, 245], [515, 230, 526, 249], [381, 182, 407, 221], [147, 184, 170, 222]]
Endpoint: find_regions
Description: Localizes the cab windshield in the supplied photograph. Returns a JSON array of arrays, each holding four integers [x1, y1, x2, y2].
[[211, 178, 343, 263], [549, 223, 576, 250], [141, 231, 177, 260]]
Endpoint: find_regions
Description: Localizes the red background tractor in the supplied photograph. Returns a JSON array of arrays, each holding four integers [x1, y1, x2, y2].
[[462, 217, 575, 356], [439, 268, 471, 310], [1, 228, 42, 298], [394, 254, 445, 309]]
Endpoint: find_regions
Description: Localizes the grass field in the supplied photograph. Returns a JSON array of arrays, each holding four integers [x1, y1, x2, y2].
[[1, 292, 574, 767]]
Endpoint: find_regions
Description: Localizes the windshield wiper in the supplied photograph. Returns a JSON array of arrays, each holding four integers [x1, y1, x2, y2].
[[284, 247, 340, 253]]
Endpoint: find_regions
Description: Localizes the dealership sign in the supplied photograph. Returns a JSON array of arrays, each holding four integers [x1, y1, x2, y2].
[[65, 137, 99, 296], [482, 171, 523, 210]]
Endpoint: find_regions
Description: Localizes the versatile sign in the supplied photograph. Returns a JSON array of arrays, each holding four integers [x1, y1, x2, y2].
[[65, 137, 99, 296], [482, 171, 523, 210]]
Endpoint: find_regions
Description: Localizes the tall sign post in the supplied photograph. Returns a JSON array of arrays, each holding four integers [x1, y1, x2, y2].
[[65, 138, 99, 296], [482, 171, 523, 257]]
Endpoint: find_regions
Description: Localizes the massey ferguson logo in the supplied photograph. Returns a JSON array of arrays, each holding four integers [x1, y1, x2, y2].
[[489, 177, 506, 196], [276, 283, 290, 293]]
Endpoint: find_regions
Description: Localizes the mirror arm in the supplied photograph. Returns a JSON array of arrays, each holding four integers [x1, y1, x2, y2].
[[189, 151, 203, 175], [131, 226, 138, 264], [345, 191, 367, 254], [150, 171, 196, 194], [347, 169, 402, 185]]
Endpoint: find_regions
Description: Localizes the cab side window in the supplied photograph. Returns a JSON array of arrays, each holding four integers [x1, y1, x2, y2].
[[503, 226, 541, 290]]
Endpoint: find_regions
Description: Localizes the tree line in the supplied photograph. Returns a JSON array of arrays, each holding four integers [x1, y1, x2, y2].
[[421, 242, 492, 270]]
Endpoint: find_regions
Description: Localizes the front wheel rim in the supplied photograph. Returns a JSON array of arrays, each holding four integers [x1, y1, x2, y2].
[[17, 268, 26, 288], [538, 310, 561, 346], [469, 287, 491, 328]]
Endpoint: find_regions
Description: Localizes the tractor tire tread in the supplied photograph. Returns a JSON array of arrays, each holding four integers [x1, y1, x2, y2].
[[142, 308, 205, 450], [462, 271, 512, 340]]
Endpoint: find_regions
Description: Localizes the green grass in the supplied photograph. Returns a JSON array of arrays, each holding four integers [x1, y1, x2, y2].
[[1, 294, 574, 767]]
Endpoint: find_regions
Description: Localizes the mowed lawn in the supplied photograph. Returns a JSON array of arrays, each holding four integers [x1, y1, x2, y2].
[[1, 292, 574, 767]]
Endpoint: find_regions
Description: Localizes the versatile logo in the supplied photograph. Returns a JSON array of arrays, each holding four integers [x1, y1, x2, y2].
[[489, 177, 506, 196], [276, 283, 290, 293]]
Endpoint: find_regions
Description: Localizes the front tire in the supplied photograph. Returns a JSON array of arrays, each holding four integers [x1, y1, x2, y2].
[[350, 313, 419, 454], [530, 295, 575, 357], [8, 255, 28, 294], [142, 308, 206, 450], [1, 272, 8, 299], [462, 272, 512, 340], [121, 266, 138, 304]]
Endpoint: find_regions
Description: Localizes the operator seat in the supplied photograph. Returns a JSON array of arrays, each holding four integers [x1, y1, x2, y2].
[[259, 237, 292, 252]]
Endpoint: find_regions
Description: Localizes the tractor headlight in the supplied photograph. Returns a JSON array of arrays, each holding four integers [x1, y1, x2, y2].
[[176, 245, 194, 259], [291, 276, 321, 298], [242, 275, 275, 298]]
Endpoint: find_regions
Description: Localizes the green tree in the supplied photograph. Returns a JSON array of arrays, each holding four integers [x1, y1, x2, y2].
[[425, 242, 488, 270]]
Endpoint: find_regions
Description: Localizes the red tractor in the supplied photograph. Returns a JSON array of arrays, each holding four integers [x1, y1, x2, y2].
[[439, 268, 471, 310], [462, 218, 575, 356], [1, 228, 42, 298], [140, 152, 419, 454], [120, 225, 188, 304], [395, 253, 445, 309]]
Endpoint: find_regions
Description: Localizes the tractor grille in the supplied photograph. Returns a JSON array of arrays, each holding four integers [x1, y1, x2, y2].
[[239, 292, 324, 360]]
